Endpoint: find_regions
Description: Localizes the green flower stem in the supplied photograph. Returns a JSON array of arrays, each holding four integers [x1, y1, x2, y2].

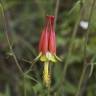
[[55, 1, 84, 94], [0, 1, 23, 74], [24, 75, 27, 96], [75, 0, 95, 96], [54, 0, 60, 29], [62, 5, 81, 84], [75, 65, 87, 96]]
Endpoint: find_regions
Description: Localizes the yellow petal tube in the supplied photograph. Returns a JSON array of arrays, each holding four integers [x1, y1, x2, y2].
[[43, 62, 51, 87]]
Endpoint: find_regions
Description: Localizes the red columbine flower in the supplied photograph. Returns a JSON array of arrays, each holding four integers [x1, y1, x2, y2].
[[35, 15, 61, 87], [39, 16, 56, 54], [38, 16, 61, 62]]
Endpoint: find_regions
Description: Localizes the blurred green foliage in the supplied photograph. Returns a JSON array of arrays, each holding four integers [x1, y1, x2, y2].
[[0, 0, 96, 96]]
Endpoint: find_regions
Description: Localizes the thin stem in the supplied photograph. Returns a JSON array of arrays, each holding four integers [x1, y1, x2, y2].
[[54, 0, 60, 29], [58, 17, 80, 93], [62, 4, 82, 83], [24, 52, 42, 74], [0, 1, 23, 73], [51, 2, 83, 93], [75, 65, 87, 96], [0, 1, 27, 96], [75, 0, 95, 96], [24, 59, 36, 74], [24, 76, 27, 96]]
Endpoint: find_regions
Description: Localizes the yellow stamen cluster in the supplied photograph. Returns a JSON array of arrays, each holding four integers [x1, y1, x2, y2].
[[35, 52, 61, 87]]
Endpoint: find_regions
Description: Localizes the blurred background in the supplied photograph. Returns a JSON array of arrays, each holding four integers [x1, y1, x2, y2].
[[0, 0, 96, 96]]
